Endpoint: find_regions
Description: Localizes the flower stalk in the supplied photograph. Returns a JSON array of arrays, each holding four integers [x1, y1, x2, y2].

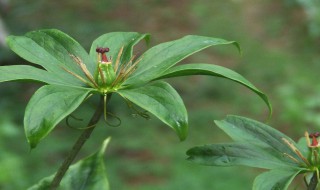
[[50, 94, 111, 189]]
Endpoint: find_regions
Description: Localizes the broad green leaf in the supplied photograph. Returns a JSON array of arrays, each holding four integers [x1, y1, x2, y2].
[[6, 29, 92, 86], [24, 85, 92, 148], [215, 115, 303, 163], [154, 63, 271, 114], [0, 65, 80, 86], [125, 35, 240, 85], [90, 32, 150, 68], [118, 81, 188, 140], [253, 169, 303, 190], [187, 143, 299, 169], [28, 137, 111, 190]]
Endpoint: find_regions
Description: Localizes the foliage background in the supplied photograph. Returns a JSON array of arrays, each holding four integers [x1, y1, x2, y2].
[[0, 0, 319, 189]]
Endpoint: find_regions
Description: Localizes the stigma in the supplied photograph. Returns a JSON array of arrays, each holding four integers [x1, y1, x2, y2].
[[96, 47, 111, 63]]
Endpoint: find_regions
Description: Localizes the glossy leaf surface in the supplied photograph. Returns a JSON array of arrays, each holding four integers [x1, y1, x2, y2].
[[214, 115, 302, 162], [6, 29, 91, 86], [125, 35, 240, 85], [187, 143, 298, 169], [154, 63, 271, 114], [28, 138, 110, 190], [0, 65, 77, 86], [24, 85, 92, 148], [118, 81, 188, 140]]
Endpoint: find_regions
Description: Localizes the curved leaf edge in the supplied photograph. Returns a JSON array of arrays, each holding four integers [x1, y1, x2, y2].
[[25, 85, 93, 149], [153, 63, 272, 116], [117, 81, 188, 141]]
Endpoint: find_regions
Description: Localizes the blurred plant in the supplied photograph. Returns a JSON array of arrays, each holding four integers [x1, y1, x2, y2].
[[0, 29, 270, 189], [187, 115, 320, 190], [295, 0, 320, 38]]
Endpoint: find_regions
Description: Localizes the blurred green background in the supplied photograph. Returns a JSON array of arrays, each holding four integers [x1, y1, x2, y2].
[[0, 0, 320, 189]]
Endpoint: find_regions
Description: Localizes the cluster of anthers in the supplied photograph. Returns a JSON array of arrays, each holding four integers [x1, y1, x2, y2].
[[65, 46, 141, 94], [282, 132, 320, 181]]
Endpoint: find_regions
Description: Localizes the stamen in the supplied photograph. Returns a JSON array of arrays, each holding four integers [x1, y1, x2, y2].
[[121, 58, 142, 81], [98, 67, 106, 85], [114, 46, 124, 73], [283, 153, 301, 164], [282, 138, 311, 166], [70, 54, 98, 88], [62, 67, 93, 87]]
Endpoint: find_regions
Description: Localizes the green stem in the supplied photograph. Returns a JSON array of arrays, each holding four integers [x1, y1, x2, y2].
[[308, 171, 318, 190], [50, 94, 111, 189]]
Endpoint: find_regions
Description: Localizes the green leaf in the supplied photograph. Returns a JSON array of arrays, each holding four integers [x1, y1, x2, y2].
[[6, 29, 92, 86], [24, 85, 92, 148], [154, 63, 271, 114], [118, 81, 188, 140], [28, 137, 111, 190], [187, 143, 299, 169], [214, 115, 303, 163], [0, 65, 79, 86], [253, 169, 303, 190], [90, 32, 150, 67], [125, 35, 240, 85]]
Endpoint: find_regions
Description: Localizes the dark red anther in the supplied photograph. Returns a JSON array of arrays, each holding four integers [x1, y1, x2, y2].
[[103, 47, 110, 52], [96, 47, 110, 62], [309, 132, 320, 138], [96, 47, 110, 53]]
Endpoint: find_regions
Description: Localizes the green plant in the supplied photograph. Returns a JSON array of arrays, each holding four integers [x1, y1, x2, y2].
[[1, 29, 270, 189], [187, 115, 320, 190]]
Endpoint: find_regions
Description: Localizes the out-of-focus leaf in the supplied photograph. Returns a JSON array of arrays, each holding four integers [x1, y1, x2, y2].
[[187, 143, 299, 169], [214, 115, 303, 162], [6, 29, 92, 86], [252, 169, 303, 190], [125, 35, 239, 85], [118, 81, 188, 140], [28, 138, 111, 190], [89, 32, 150, 68], [154, 63, 271, 114], [24, 85, 92, 148], [0, 65, 78, 86]]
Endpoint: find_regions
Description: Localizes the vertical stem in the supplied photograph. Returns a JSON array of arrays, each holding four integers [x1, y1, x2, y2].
[[50, 94, 111, 189], [308, 171, 318, 190]]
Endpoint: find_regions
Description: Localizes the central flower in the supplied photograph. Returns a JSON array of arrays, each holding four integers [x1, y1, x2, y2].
[[66, 46, 140, 94]]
